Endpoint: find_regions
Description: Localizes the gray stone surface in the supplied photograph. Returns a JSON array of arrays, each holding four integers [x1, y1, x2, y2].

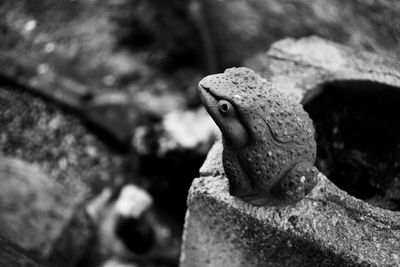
[[181, 37, 400, 266], [199, 0, 400, 68], [182, 144, 400, 266], [247, 36, 400, 104]]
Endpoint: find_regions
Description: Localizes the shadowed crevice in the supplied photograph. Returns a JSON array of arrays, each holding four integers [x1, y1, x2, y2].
[[303, 80, 400, 211]]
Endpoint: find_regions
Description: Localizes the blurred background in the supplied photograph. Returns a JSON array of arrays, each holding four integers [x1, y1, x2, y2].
[[0, 0, 399, 266]]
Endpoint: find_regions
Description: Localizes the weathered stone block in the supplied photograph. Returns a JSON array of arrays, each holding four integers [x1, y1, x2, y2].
[[182, 144, 400, 266], [246, 36, 400, 104], [180, 37, 400, 266]]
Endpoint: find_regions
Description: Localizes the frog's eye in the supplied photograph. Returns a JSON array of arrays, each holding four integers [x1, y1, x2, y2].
[[218, 100, 233, 115]]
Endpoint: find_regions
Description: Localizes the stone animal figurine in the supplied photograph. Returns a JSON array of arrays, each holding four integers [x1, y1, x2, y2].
[[198, 67, 318, 206]]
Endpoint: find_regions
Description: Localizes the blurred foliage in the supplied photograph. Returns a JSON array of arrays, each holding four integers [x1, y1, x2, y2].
[[111, 0, 202, 71]]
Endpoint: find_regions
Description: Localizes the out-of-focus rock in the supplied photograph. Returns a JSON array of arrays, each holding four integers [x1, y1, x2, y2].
[[198, 0, 400, 68], [0, 0, 209, 147], [133, 108, 218, 157], [131, 106, 219, 224], [0, 81, 128, 198], [93, 185, 154, 260], [84, 90, 143, 145], [100, 258, 139, 267], [0, 0, 124, 91], [114, 185, 153, 218], [0, 235, 50, 267], [0, 0, 153, 144], [161, 108, 218, 154], [85, 184, 180, 266], [0, 157, 92, 267], [0, 78, 130, 265]]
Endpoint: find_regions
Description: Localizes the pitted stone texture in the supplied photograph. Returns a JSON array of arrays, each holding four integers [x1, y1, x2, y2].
[[199, 0, 400, 68], [181, 37, 400, 266], [246, 36, 400, 104], [181, 169, 400, 266], [199, 67, 317, 205], [200, 67, 315, 148], [199, 139, 224, 177]]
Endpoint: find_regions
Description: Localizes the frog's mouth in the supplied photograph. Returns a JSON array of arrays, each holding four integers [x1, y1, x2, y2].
[[198, 82, 249, 149], [198, 83, 221, 122]]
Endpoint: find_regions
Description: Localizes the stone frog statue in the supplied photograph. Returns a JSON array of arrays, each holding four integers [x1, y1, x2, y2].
[[198, 67, 318, 206]]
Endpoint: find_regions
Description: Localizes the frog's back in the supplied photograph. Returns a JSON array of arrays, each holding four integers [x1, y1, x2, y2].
[[226, 68, 316, 189]]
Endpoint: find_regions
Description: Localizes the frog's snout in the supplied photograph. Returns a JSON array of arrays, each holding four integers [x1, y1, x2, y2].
[[198, 81, 210, 93], [198, 73, 222, 92], [198, 76, 212, 92]]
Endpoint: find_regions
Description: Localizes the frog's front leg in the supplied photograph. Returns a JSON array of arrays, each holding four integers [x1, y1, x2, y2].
[[272, 162, 318, 205], [222, 148, 253, 197]]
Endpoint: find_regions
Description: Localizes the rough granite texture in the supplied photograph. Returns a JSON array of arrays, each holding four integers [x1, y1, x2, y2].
[[181, 37, 400, 266], [182, 144, 400, 266], [246, 36, 400, 104]]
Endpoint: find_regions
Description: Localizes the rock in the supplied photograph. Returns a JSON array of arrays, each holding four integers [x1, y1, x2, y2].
[[0, 157, 92, 267], [0, 235, 50, 267], [0, 82, 128, 194], [246, 36, 400, 103], [198, 0, 400, 68], [131, 107, 219, 222], [84, 184, 180, 266], [181, 37, 400, 266], [0, 0, 125, 92], [0, 78, 130, 265], [182, 155, 400, 266], [132, 107, 218, 160], [156, 108, 218, 157], [100, 258, 139, 267], [93, 185, 155, 260], [247, 37, 400, 211], [84, 90, 143, 145]]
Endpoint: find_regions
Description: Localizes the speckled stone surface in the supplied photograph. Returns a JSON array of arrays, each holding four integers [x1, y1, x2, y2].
[[198, 67, 317, 206], [180, 37, 400, 266], [182, 144, 400, 266], [246, 36, 400, 104]]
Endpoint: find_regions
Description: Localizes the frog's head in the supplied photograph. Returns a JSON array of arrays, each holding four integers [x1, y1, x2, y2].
[[198, 67, 270, 149]]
